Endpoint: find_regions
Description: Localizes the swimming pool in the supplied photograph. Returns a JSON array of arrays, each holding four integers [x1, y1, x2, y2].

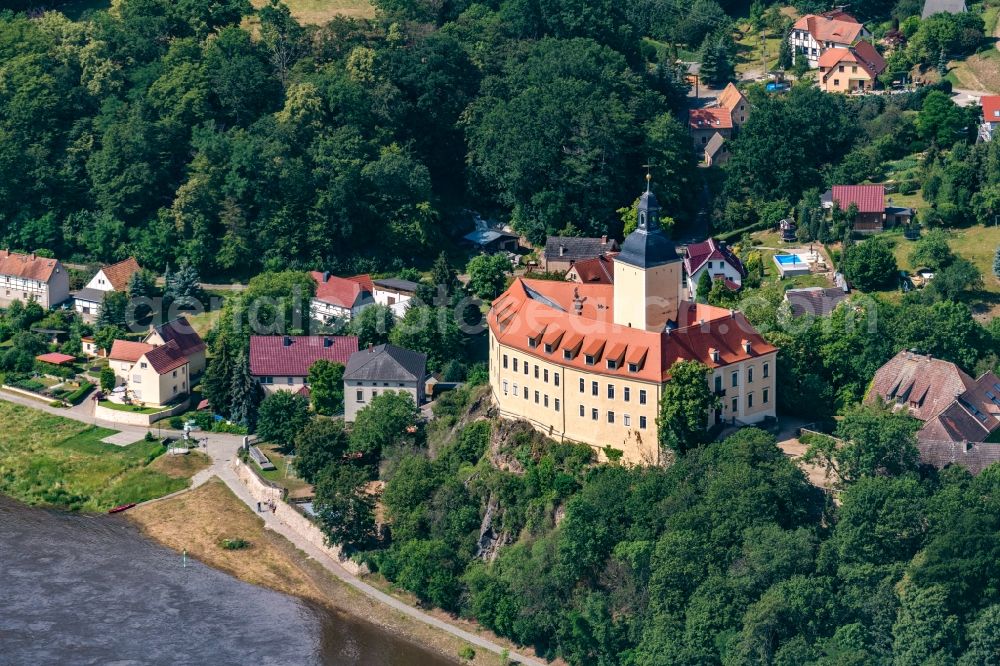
[[773, 253, 812, 277]]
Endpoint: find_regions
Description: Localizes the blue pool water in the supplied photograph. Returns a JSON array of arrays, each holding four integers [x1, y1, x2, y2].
[[775, 254, 804, 265]]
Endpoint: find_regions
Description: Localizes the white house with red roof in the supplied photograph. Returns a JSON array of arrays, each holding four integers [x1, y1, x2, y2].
[[74, 257, 141, 322], [0, 250, 69, 309], [817, 40, 887, 93], [310, 272, 375, 323], [144, 316, 207, 376], [250, 335, 359, 394], [980, 96, 1000, 142], [789, 9, 870, 68], [682, 238, 747, 301], [107, 339, 190, 407]]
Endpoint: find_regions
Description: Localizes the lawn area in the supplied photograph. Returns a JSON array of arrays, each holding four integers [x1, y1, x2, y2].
[[258, 444, 314, 499], [735, 28, 783, 76], [250, 0, 374, 22], [887, 224, 1000, 294], [98, 400, 168, 415], [948, 48, 1000, 94], [0, 402, 190, 511]]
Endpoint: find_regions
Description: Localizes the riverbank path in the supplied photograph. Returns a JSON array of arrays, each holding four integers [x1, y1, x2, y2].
[[0, 388, 546, 666]]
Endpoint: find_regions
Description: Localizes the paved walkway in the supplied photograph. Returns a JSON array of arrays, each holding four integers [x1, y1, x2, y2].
[[0, 389, 545, 666]]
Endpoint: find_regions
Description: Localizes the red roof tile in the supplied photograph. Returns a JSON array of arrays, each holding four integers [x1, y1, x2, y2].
[[249, 335, 359, 378], [149, 316, 206, 356], [109, 340, 155, 363], [683, 238, 746, 278], [568, 254, 616, 284], [866, 350, 975, 421], [792, 12, 864, 44], [831, 184, 885, 214], [100, 257, 142, 292], [716, 83, 747, 113], [688, 108, 733, 131], [0, 250, 61, 283], [983, 96, 1000, 123], [142, 340, 188, 374], [489, 279, 776, 383], [311, 272, 374, 309], [36, 352, 75, 365]]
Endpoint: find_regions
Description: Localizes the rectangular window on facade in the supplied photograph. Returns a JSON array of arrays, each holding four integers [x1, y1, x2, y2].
[[639, 416, 647, 429], [748, 393, 754, 408], [534, 365, 539, 379], [763, 389, 769, 404], [513, 358, 518, 372], [763, 363, 769, 379], [748, 367, 754, 383], [554, 373, 560, 387], [534, 391, 539, 404], [579, 405, 585, 417], [523, 386, 528, 399], [592, 381, 598, 396], [624, 387, 630, 402], [544, 394, 549, 407], [555, 399, 560, 412], [543, 369, 549, 383], [513, 383, 518, 395], [524, 362, 528, 375], [503, 354, 508, 369], [357, 390, 364, 402], [731, 397, 738, 413], [592, 408, 598, 421], [639, 389, 647, 405], [623, 414, 631, 427], [502, 380, 508, 395], [715, 375, 722, 392], [372, 389, 377, 397], [607, 411, 615, 424], [579, 378, 585, 392], [608, 384, 615, 400], [731, 371, 738, 387]]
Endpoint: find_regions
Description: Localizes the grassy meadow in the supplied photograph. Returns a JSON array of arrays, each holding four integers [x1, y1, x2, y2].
[[0, 402, 191, 511]]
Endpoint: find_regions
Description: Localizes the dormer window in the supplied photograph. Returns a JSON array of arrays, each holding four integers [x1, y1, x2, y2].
[[607, 359, 618, 370], [585, 354, 595, 366], [544, 343, 553, 353], [528, 337, 537, 349], [563, 349, 574, 360], [628, 363, 639, 373]]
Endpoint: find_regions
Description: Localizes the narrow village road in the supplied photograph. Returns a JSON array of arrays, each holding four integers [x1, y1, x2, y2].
[[0, 389, 546, 666]]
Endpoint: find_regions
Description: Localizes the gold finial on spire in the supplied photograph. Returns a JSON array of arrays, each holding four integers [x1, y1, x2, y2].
[[643, 160, 654, 192]]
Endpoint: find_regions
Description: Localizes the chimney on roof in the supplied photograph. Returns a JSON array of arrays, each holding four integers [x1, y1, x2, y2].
[[368, 343, 374, 353], [322, 271, 330, 283], [323, 337, 332, 348], [282, 336, 292, 347], [729, 309, 736, 319], [742, 339, 752, 354], [559, 245, 566, 257], [601, 235, 607, 245]]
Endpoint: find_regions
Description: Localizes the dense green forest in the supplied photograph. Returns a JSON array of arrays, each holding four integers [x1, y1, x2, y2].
[[291, 383, 1000, 666]]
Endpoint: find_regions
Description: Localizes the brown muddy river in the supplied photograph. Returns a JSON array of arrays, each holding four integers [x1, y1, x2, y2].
[[0, 495, 454, 665]]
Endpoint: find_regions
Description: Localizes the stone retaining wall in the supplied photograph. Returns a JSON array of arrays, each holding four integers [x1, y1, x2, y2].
[[232, 458, 367, 576]]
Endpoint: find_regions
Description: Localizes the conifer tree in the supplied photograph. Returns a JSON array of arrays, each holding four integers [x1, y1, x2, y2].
[[166, 260, 205, 310], [230, 346, 261, 430], [202, 329, 235, 417]]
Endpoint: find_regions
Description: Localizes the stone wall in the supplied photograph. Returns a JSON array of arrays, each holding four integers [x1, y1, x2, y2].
[[231, 458, 367, 576]]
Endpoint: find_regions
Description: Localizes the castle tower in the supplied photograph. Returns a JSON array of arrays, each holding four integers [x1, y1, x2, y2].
[[613, 176, 682, 331]]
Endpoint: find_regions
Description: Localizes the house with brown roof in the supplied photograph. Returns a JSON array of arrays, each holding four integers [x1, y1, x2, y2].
[[310, 272, 375, 323], [789, 9, 871, 68], [543, 236, 619, 273], [489, 181, 777, 465], [716, 83, 750, 130], [145, 316, 207, 376], [817, 41, 886, 93], [703, 132, 730, 167], [822, 184, 912, 233], [867, 351, 1000, 472], [783, 286, 849, 317], [107, 339, 190, 407], [683, 238, 746, 300], [980, 96, 1000, 142], [566, 254, 616, 285], [688, 108, 733, 151], [74, 257, 142, 322], [250, 335, 359, 395], [0, 250, 69, 309]]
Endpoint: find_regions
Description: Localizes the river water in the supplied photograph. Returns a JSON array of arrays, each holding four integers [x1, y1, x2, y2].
[[0, 496, 454, 665]]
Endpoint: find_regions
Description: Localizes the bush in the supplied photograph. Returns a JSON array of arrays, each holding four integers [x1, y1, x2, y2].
[[63, 381, 94, 405], [457, 645, 475, 661], [168, 416, 185, 429], [220, 538, 251, 550]]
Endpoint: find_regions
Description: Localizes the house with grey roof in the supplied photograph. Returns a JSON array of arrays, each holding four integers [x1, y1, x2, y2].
[[343, 344, 428, 421], [543, 235, 620, 273], [372, 278, 419, 317], [922, 0, 966, 18]]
